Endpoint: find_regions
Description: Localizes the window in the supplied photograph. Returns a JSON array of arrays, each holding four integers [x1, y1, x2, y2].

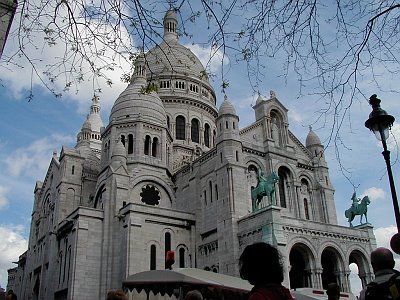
[[179, 248, 185, 268], [144, 135, 151, 155], [278, 167, 291, 208], [191, 118, 200, 143], [167, 116, 170, 130], [165, 233, 171, 269], [152, 137, 158, 157], [176, 116, 186, 140], [121, 135, 126, 146], [304, 198, 310, 220], [209, 181, 213, 202], [128, 134, 133, 154], [204, 123, 210, 147], [71, 165, 74, 175], [236, 151, 239, 162], [215, 184, 219, 200], [150, 245, 156, 270]]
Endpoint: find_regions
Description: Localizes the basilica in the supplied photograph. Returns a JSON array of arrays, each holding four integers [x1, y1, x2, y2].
[[8, 9, 376, 300]]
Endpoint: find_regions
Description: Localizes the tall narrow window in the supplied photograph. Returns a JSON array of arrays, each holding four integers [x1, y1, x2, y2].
[[71, 166, 75, 175], [176, 116, 186, 140], [278, 167, 290, 208], [304, 198, 310, 220], [144, 135, 151, 155], [128, 134, 133, 154], [209, 181, 213, 202], [121, 135, 126, 146], [204, 123, 210, 147], [150, 245, 156, 270], [165, 233, 171, 269], [215, 184, 219, 200], [167, 116, 170, 130], [191, 118, 200, 143], [152, 137, 158, 157], [179, 248, 185, 268]]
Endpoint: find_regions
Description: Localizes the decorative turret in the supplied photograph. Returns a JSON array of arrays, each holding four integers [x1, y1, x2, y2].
[[216, 95, 240, 144], [163, 9, 178, 43], [306, 126, 326, 162], [76, 95, 104, 153], [110, 138, 127, 169]]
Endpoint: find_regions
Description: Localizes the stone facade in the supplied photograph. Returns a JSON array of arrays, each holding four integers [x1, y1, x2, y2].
[[8, 9, 376, 300]]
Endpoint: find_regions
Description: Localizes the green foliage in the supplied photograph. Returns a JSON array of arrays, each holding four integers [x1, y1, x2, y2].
[[140, 84, 159, 94]]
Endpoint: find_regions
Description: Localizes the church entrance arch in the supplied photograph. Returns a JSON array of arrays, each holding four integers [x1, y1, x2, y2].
[[321, 247, 342, 289], [349, 249, 371, 292], [289, 243, 314, 289]]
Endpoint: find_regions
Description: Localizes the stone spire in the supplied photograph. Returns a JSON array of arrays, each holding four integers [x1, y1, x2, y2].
[[130, 53, 147, 85], [163, 9, 178, 43], [76, 95, 104, 152]]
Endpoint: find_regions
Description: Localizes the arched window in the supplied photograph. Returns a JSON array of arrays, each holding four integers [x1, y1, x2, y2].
[[191, 118, 200, 143], [304, 198, 310, 220], [128, 134, 133, 154], [278, 167, 291, 208], [215, 184, 218, 200], [71, 165, 75, 175], [150, 245, 156, 270], [176, 116, 186, 140], [121, 135, 126, 146], [179, 248, 185, 268], [152, 137, 158, 157], [144, 135, 151, 155], [165, 232, 171, 269], [204, 123, 210, 147]]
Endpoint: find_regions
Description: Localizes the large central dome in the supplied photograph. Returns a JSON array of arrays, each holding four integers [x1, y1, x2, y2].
[[145, 9, 215, 99]]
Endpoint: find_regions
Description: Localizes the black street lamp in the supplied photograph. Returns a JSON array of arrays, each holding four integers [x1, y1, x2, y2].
[[365, 94, 400, 254]]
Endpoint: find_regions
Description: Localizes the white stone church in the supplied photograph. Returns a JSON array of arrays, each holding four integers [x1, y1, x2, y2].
[[8, 9, 377, 300]]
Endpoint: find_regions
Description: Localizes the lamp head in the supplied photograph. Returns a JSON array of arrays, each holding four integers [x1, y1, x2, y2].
[[365, 94, 395, 141]]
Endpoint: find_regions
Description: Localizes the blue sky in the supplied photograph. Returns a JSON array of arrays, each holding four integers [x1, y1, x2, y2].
[[1, 1, 400, 295]]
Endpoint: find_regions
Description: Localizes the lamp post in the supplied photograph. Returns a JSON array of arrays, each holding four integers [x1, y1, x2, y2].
[[365, 94, 400, 254]]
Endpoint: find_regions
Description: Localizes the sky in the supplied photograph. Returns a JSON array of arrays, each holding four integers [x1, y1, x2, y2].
[[1, 1, 400, 296]]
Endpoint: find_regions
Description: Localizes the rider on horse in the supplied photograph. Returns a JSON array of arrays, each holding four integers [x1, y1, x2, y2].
[[351, 192, 360, 209]]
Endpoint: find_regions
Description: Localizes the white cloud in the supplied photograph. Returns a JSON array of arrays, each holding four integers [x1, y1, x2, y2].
[[361, 187, 386, 202], [0, 186, 9, 210], [2, 134, 75, 180], [186, 43, 226, 74], [0, 225, 28, 289]]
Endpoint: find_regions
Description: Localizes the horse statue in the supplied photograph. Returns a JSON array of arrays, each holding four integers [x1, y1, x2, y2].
[[251, 168, 279, 211], [344, 192, 371, 227]]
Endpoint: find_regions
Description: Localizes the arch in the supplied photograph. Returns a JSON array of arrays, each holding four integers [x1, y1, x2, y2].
[[94, 185, 106, 209], [176, 115, 186, 140], [321, 246, 345, 289], [204, 123, 211, 147], [289, 243, 316, 289], [348, 248, 372, 291], [130, 176, 176, 205], [278, 166, 292, 208], [191, 118, 200, 143]]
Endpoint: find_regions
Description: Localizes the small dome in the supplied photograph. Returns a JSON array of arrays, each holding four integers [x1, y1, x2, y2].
[[112, 139, 127, 159], [306, 126, 322, 147], [110, 56, 167, 126], [82, 118, 92, 131], [109, 82, 167, 126], [219, 95, 237, 116]]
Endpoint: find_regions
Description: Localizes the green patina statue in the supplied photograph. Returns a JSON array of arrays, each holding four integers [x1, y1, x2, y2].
[[345, 192, 371, 227], [251, 168, 279, 211]]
